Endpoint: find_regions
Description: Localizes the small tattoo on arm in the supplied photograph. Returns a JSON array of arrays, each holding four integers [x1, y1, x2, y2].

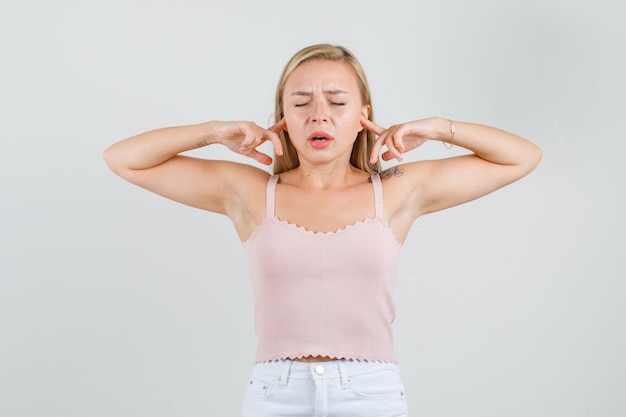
[[197, 140, 209, 148], [380, 166, 404, 181]]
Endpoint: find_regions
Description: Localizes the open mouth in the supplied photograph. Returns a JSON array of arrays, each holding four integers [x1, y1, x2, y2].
[[308, 132, 333, 148], [311, 135, 329, 141], [308, 132, 332, 141]]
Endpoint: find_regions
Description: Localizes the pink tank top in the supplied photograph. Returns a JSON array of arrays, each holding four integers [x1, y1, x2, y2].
[[243, 174, 401, 363]]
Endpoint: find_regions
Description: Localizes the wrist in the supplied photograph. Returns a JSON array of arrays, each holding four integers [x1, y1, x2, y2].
[[198, 121, 220, 147], [433, 117, 456, 148]]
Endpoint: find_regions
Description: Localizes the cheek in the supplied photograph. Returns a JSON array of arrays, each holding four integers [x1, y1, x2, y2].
[[283, 114, 297, 133], [342, 108, 364, 130], [283, 109, 303, 124], [283, 114, 308, 138]]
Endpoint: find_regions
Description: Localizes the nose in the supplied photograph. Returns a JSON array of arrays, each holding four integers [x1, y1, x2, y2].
[[311, 100, 329, 123]]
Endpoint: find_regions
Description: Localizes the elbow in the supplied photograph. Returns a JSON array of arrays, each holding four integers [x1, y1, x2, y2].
[[102, 146, 116, 171], [529, 142, 543, 170], [102, 145, 124, 176], [520, 142, 543, 176]]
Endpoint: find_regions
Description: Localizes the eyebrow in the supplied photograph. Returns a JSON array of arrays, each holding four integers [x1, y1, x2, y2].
[[290, 89, 350, 97]]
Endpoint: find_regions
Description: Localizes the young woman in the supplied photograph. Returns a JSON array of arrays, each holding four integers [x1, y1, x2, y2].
[[104, 44, 542, 417]]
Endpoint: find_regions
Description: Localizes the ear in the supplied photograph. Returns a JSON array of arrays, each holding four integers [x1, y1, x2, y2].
[[358, 105, 370, 132]]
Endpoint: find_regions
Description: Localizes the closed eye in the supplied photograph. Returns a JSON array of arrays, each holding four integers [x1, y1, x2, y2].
[[293, 101, 344, 107]]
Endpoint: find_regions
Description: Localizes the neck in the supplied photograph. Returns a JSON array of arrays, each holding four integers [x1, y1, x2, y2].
[[290, 163, 366, 190]]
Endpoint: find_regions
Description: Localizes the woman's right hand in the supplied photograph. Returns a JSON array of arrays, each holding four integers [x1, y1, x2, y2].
[[213, 119, 285, 165]]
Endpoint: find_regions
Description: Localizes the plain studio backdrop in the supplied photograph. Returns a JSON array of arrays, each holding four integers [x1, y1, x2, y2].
[[1, 0, 624, 416]]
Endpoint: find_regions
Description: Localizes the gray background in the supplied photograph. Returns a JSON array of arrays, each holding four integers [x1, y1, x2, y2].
[[1, 0, 625, 416]]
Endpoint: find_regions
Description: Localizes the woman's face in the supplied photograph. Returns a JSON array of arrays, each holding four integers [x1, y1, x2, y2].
[[282, 59, 369, 164]]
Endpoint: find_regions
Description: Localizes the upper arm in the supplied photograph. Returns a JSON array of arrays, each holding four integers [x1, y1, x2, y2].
[[398, 153, 539, 218], [107, 155, 268, 215]]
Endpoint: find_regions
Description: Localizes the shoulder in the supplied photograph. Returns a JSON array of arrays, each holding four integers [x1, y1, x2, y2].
[[221, 161, 272, 199], [185, 159, 271, 216], [379, 165, 406, 182], [186, 159, 271, 198], [378, 161, 431, 219], [379, 162, 430, 189], [218, 162, 272, 238]]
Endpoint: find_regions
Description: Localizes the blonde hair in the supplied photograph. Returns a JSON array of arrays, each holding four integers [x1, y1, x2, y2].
[[272, 44, 381, 175]]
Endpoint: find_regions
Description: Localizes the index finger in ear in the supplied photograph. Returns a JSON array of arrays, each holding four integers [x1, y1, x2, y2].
[[369, 129, 390, 164], [263, 120, 285, 156], [268, 118, 286, 134], [361, 116, 386, 136]]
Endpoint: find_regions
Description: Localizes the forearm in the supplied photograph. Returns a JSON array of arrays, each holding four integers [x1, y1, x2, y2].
[[103, 121, 218, 172], [431, 117, 542, 170]]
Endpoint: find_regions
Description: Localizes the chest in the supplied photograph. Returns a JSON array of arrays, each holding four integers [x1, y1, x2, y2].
[[273, 184, 377, 234]]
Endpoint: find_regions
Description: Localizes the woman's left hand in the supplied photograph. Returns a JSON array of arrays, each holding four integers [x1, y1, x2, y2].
[[362, 116, 436, 164]]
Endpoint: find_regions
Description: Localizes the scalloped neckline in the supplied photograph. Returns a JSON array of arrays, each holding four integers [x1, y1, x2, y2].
[[272, 216, 379, 236], [243, 216, 402, 248]]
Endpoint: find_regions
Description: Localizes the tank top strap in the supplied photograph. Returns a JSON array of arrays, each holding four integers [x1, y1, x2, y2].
[[371, 173, 384, 218], [266, 175, 279, 219]]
